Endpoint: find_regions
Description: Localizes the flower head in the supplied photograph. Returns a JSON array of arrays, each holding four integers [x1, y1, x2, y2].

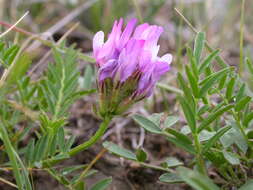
[[93, 18, 172, 117]]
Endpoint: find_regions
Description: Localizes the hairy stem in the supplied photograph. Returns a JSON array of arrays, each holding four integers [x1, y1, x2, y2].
[[44, 116, 112, 166], [68, 116, 112, 156]]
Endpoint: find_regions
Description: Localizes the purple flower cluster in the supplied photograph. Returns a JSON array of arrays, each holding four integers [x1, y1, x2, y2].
[[93, 18, 172, 116]]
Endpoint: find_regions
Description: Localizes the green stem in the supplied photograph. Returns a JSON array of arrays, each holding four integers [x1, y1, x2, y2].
[[68, 116, 112, 156], [193, 133, 206, 175], [45, 116, 112, 166]]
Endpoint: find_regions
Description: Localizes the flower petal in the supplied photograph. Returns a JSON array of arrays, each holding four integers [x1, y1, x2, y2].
[[153, 61, 171, 81], [98, 59, 118, 81], [117, 18, 137, 50], [93, 31, 104, 57], [133, 23, 149, 39], [118, 39, 144, 81], [138, 50, 152, 71], [159, 53, 173, 63]]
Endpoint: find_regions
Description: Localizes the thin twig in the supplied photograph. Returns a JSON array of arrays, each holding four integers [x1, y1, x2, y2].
[[0, 11, 29, 38], [73, 148, 108, 188], [7, 100, 39, 121], [27, 0, 99, 51], [0, 177, 18, 189], [174, 8, 197, 33], [0, 21, 95, 63], [0, 34, 41, 88], [0, 21, 34, 36], [174, 7, 227, 68], [28, 22, 80, 76]]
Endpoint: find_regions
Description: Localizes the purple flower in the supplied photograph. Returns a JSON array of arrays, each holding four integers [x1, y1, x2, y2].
[[93, 18, 172, 116]]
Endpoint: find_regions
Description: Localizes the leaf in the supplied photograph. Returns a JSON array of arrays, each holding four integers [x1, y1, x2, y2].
[[5, 53, 32, 87], [0, 43, 20, 67], [25, 139, 35, 166], [159, 173, 183, 184], [164, 128, 192, 145], [234, 96, 251, 112], [148, 113, 163, 126], [34, 135, 49, 162], [178, 96, 196, 132], [164, 157, 183, 167], [166, 136, 195, 155], [64, 135, 75, 152], [48, 153, 70, 163], [72, 89, 96, 97], [205, 43, 227, 68], [61, 165, 85, 176], [235, 83, 246, 102], [90, 177, 112, 190], [199, 130, 215, 142], [157, 83, 184, 95], [199, 49, 220, 73], [0, 123, 32, 190], [180, 125, 191, 135], [40, 47, 80, 119], [177, 167, 220, 190], [218, 75, 227, 90], [225, 77, 236, 100], [202, 126, 231, 153], [82, 169, 98, 179], [239, 179, 253, 190], [136, 148, 147, 162], [199, 68, 231, 86], [49, 135, 58, 156], [198, 104, 234, 132], [226, 122, 248, 153], [103, 141, 137, 160], [79, 53, 96, 63], [205, 151, 226, 167], [189, 52, 199, 79], [132, 114, 162, 134], [164, 116, 179, 129], [185, 65, 199, 97], [83, 64, 94, 90], [199, 67, 232, 97], [246, 57, 253, 76], [177, 73, 195, 109], [222, 150, 240, 165], [57, 127, 65, 152], [194, 32, 205, 64], [243, 112, 253, 126], [197, 105, 210, 116], [75, 181, 85, 190]]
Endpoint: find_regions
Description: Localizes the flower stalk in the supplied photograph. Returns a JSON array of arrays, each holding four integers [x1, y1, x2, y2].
[[44, 115, 112, 167], [68, 116, 112, 157]]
